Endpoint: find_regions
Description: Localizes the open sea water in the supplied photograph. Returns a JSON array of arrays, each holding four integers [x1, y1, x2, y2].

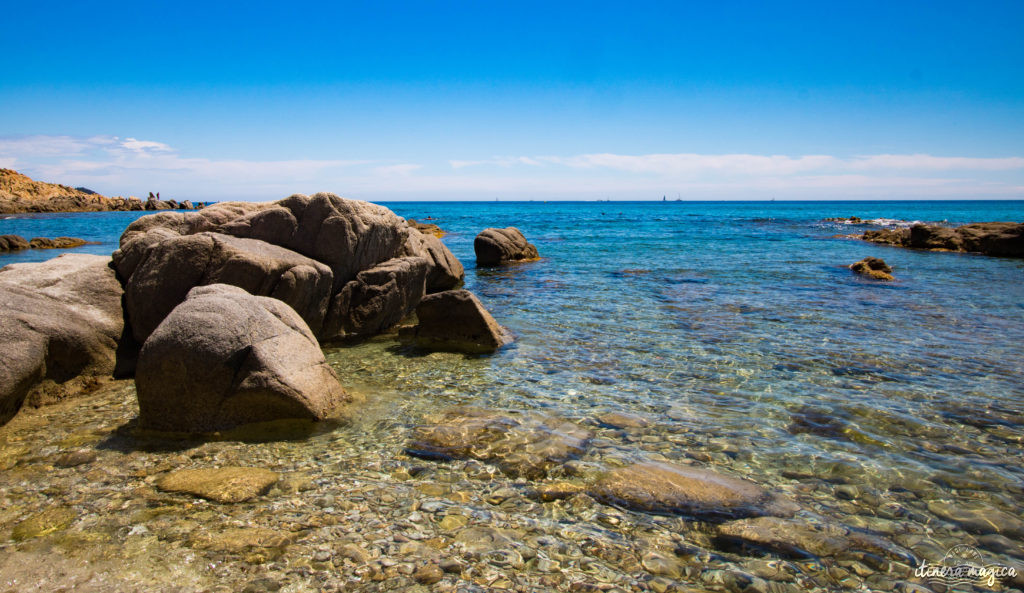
[[1, 200, 1023, 591]]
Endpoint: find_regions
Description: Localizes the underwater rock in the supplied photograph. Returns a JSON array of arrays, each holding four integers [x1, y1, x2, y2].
[[0, 254, 123, 425], [406, 407, 592, 479], [716, 516, 916, 564], [157, 466, 280, 503], [589, 461, 794, 520], [404, 289, 512, 354], [474, 227, 539, 265], [135, 284, 351, 433], [927, 501, 1024, 538], [849, 257, 894, 281], [11, 506, 76, 541]]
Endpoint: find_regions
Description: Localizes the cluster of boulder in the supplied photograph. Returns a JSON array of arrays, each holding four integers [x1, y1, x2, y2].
[[860, 222, 1023, 257], [0, 193, 541, 434], [0, 235, 90, 252]]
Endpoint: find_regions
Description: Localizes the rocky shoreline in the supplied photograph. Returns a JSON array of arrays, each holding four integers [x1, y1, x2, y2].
[[852, 220, 1024, 257], [0, 168, 205, 214]]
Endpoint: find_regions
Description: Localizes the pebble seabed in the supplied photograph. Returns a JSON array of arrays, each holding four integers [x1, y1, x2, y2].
[[1, 337, 1022, 593]]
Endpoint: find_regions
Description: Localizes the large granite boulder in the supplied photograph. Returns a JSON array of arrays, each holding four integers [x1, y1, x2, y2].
[[323, 256, 428, 340], [135, 284, 352, 433], [404, 289, 512, 354], [0, 254, 124, 425], [113, 193, 465, 342], [474, 227, 539, 265], [861, 222, 1023, 257], [122, 231, 333, 343]]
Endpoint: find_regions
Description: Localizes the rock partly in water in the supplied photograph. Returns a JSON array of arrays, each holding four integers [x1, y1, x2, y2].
[[406, 407, 592, 479], [27, 237, 89, 249], [322, 256, 428, 340], [862, 222, 1024, 257], [403, 289, 512, 354], [0, 234, 29, 251], [849, 257, 894, 281], [589, 461, 794, 520], [135, 284, 352, 433], [156, 467, 280, 503], [113, 193, 465, 342], [407, 218, 445, 238], [474, 227, 539, 265], [0, 254, 124, 425]]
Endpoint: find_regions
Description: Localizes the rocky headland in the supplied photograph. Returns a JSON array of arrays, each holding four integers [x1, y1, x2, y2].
[[0, 168, 203, 213]]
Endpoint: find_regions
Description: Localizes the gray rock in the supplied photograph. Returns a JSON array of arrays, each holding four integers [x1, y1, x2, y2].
[[135, 284, 352, 433], [0, 254, 124, 424], [474, 227, 539, 265], [405, 289, 512, 354], [589, 461, 793, 520], [322, 256, 428, 340]]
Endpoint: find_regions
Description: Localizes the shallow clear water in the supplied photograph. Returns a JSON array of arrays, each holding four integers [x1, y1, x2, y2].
[[1, 201, 1023, 592]]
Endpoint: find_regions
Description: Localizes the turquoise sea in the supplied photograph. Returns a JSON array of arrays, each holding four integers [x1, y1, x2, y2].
[[2, 200, 1023, 590]]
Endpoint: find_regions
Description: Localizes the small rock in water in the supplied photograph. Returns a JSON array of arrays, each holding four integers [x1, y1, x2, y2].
[[596, 411, 650, 429], [413, 563, 444, 584], [156, 466, 279, 503], [590, 461, 792, 520], [52, 449, 97, 467], [849, 257, 894, 281], [406, 407, 591, 479], [11, 506, 76, 541]]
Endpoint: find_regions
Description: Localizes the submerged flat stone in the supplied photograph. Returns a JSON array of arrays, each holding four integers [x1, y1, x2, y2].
[[589, 461, 792, 520], [406, 407, 591, 479], [716, 516, 917, 563], [11, 506, 76, 541], [156, 467, 279, 503]]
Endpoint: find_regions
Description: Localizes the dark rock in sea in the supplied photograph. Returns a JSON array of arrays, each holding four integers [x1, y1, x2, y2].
[[114, 193, 465, 343], [0, 254, 123, 425], [144, 199, 174, 211], [28, 237, 89, 250], [403, 289, 512, 354], [0, 234, 29, 251], [407, 218, 445, 238], [156, 466, 280, 503], [323, 256, 428, 340], [135, 284, 352, 433], [849, 257, 894, 281], [121, 231, 334, 343], [825, 216, 864, 224], [474, 227, 539, 265], [406, 407, 592, 479], [861, 222, 1024, 257], [589, 461, 796, 520]]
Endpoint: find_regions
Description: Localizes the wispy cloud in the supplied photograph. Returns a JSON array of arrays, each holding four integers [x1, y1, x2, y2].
[[2, 135, 1021, 200]]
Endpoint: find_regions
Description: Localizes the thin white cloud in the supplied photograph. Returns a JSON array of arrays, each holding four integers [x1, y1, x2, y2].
[[848, 154, 1024, 171], [450, 156, 542, 169], [372, 164, 423, 177], [120, 138, 174, 153]]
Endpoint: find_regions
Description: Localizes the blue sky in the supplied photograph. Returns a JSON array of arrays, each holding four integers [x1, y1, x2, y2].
[[2, 1, 1023, 201]]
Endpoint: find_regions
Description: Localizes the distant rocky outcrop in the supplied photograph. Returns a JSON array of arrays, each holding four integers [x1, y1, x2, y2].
[[0, 254, 124, 424], [861, 222, 1024, 257], [474, 227, 539, 265], [0, 169, 202, 214], [406, 218, 445, 238], [135, 284, 353, 433], [0, 235, 92, 252], [849, 257, 893, 281], [113, 193, 466, 345]]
